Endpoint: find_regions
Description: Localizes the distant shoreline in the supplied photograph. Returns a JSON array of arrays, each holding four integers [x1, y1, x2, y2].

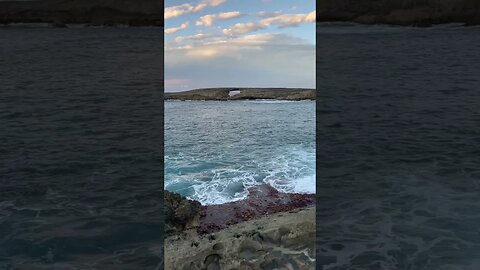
[[0, 0, 163, 27], [1, 0, 479, 27], [317, 0, 480, 27], [164, 88, 316, 101]]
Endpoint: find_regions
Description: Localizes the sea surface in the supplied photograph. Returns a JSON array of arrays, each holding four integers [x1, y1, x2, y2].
[[164, 100, 316, 205], [317, 23, 480, 269], [0, 26, 163, 269]]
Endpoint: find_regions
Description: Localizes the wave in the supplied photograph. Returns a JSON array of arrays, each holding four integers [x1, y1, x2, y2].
[[165, 147, 315, 205], [241, 99, 306, 104]]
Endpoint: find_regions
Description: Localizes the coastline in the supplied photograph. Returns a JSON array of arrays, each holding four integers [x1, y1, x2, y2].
[[317, 0, 480, 26], [165, 206, 315, 269], [165, 184, 315, 269], [1, 0, 480, 27], [0, 0, 163, 27], [164, 88, 316, 101]]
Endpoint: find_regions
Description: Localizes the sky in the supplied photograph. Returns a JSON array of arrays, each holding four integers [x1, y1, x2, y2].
[[164, 0, 316, 92]]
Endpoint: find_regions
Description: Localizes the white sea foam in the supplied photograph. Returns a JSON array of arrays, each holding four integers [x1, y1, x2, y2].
[[170, 147, 316, 205], [242, 99, 301, 104]]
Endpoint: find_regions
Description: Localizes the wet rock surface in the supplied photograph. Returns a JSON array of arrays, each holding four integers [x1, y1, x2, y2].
[[165, 207, 316, 270], [165, 191, 201, 237], [164, 185, 315, 269], [164, 88, 316, 101], [198, 184, 316, 234]]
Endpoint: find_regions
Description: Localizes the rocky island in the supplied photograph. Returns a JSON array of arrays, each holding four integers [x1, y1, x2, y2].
[[165, 184, 316, 269], [164, 88, 316, 101]]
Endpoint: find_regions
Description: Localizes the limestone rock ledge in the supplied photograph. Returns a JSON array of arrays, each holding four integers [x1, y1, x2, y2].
[[165, 207, 315, 270], [164, 185, 316, 269]]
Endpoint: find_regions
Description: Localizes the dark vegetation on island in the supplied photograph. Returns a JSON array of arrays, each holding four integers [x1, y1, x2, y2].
[[1, 0, 480, 26], [317, 0, 480, 26], [164, 88, 316, 101], [0, 0, 163, 26], [165, 184, 315, 237]]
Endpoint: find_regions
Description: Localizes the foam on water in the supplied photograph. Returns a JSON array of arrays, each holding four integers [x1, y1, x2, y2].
[[165, 100, 315, 205], [242, 99, 299, 104], [166, 147, 316, 205]]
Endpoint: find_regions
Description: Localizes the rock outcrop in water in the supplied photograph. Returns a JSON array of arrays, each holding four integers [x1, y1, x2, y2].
[[164, 184, 316, 269], [164, 88, 316, 101], [165, 191, 201, 237], [0, 0, 163, 26], [317, 0, 480, 26]]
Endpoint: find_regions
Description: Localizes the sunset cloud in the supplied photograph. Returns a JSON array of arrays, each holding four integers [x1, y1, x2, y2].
[[223, 10, 316, 35], [165, 33, 314, 91], [257, 11, 283, 18], [196, 11, 242, 27], [167, 33, 309, 59], [222, 22, 263, 35], [165, 22, 189, 34], [261, 11, 316, 28], [164, 0, 315, 92], [175, 33, 211, 42], [165, 0, 227, 19]]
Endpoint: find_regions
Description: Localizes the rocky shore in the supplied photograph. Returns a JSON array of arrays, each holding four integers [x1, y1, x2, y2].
[[317, 0, 480, 26], [2, 0, 480, 27], [0, 0, 163, 26], [164, 184, 316, 269], [164, 88, 316, 101]]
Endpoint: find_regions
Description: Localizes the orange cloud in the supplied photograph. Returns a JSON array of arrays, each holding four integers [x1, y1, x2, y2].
[[165, 0, 227, 19], [165, 22, 189, 34]]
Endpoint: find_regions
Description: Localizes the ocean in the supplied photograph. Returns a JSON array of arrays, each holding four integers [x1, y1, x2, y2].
[[3, 23, 480, 270], [164, 100, 316, 205], [0, 27, 163, 269], [317, 23, 480, 269]]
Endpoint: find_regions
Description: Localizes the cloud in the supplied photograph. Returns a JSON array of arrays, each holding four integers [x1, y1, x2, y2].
[[305, 11, 316, 23], [218, 11, 242, 20], [223, 11, 316, 35], [165, 78, 189, 87], [257, 11, 282, 18], [196, 11, 242, 27], [196, 14, 216, 27], [165, 22, 189, 34], [175, 33, 211, 42], [164, 33, 315, 92], [223, 22, 264, 35], [260, 11, 317, 28], [167, 33, 309, 59], [165, 0, 227, 19]]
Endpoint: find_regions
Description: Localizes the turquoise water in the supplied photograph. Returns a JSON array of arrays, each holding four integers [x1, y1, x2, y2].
[[164, 100, 315, 205]]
